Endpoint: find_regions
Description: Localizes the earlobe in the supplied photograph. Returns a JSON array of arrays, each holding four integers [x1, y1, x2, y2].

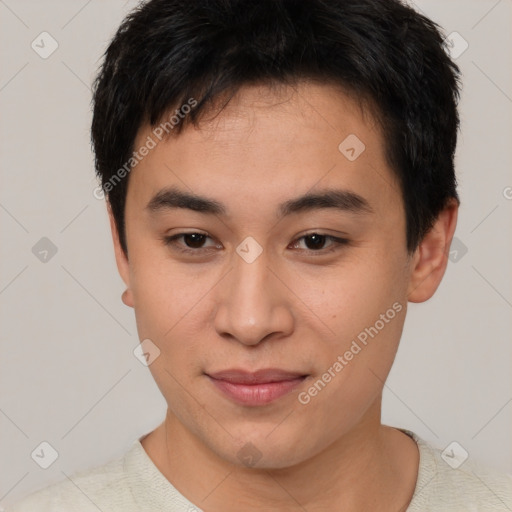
[[121, 289, 133, 307], [107, 203, 134, 308], [407, 199, 459, 303]]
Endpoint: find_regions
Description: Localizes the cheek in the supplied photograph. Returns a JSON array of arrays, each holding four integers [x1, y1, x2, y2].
[[296, 252, 408, 406], [296, 255, 406, 336], [296, 301, 406, 439], [129, 255, 219, 373], [129, 250, 204, 333]]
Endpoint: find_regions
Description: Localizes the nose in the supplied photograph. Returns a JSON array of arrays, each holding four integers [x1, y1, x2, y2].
[[213, 250, 295, 346]]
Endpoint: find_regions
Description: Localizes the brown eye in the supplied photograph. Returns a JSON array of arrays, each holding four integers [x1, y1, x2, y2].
[[303, 234, 328, 250], [163, 231, 218, 255], [181, 233, 207, 248], [291, 233, 349, 254]]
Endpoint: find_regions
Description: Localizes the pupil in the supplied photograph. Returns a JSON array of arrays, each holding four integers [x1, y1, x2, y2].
[[185, 233, 205, 248], [306, 234, 325, 250]]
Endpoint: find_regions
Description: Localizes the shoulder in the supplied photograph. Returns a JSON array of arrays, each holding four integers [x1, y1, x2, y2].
[[403, 429, 512, 511], [5, 445, 137, 512]]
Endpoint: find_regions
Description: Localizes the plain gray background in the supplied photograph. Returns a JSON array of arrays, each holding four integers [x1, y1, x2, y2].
[[1, 0, 511, 507]]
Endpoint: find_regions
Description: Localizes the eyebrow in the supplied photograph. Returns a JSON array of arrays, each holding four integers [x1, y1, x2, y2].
[[146, 185, 373, 218]]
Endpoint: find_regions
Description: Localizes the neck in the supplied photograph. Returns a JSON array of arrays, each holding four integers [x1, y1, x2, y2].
[[142, 401, 419, 512]]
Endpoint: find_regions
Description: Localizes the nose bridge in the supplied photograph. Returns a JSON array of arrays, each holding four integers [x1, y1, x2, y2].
[[233, 253, 271, 319], [213, 247, 293, 345]]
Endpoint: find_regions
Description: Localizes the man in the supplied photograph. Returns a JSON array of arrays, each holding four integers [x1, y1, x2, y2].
[[9, 0, 512, 510]]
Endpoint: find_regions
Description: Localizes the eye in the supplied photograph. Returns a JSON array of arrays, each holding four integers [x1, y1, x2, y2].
[[163, 232, 218, 255], [163, 231, 349, 256], [290, 233, 349, 254]]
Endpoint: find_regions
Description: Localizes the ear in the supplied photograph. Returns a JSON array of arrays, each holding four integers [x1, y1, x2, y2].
[[107, 203, 134, 308], [407, 199, 459, 303]]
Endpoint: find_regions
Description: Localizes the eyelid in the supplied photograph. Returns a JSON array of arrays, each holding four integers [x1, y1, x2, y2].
[[162, 231, 349, 256]]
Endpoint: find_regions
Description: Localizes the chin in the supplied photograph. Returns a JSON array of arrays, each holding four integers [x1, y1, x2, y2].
[[217, 426, 311, 470]]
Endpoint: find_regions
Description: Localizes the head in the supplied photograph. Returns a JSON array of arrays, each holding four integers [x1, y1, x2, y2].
[[91, 0, 460, 468]]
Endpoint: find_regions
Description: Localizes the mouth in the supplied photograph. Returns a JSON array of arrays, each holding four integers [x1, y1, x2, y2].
[[205, 368, 309, 406]]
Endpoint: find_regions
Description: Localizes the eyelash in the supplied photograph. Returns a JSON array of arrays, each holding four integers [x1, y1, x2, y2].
[[162, 231, 349, 256]]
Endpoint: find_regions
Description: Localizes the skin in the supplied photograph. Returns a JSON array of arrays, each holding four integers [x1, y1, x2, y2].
[[108, 81, 458, 511]]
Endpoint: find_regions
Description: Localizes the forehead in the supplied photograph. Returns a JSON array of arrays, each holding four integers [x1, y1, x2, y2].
[[128, 82, 402, 223]]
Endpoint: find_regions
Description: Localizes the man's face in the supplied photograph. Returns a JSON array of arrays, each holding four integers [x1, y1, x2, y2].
[[118, 83, 413, 468]]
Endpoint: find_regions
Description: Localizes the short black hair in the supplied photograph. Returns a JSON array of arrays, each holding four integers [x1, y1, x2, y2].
[[91, 0, 461, 255]]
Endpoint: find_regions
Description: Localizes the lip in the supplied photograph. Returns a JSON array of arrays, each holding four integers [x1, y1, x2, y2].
[[207, 368, 307, 384], [206, 368, 308, 406]]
